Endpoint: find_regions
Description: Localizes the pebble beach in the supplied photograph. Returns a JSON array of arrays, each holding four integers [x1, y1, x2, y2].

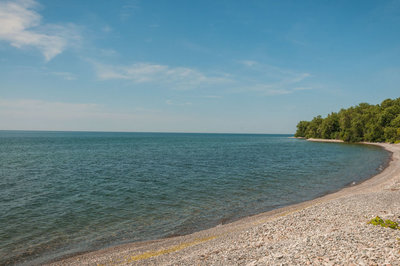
[[51, 142, 400, 265]]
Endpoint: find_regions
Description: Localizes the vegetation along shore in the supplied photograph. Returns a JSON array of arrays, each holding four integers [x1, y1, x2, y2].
[[295, 97, 400, 143]]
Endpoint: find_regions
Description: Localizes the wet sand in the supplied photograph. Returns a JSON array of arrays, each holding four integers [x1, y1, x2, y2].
[[50, 142, 400, 265]]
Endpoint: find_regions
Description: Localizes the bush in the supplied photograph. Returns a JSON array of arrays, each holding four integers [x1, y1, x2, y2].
[[368, 216, 399, 230]]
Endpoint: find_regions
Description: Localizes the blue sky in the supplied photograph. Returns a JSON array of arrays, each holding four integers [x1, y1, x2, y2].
[[0, 0, 399, 133]]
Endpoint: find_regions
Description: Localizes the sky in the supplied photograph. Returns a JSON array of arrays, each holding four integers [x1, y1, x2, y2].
[[0, 0, 399, 134]]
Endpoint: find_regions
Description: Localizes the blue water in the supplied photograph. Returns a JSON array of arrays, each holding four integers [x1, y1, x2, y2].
[[0, 131, 390, 265]]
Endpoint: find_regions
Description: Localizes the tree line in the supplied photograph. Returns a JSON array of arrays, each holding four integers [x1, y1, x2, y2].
[[295, 97, 400, 143]]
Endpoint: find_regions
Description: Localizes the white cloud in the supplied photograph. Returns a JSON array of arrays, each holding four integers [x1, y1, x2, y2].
[[94, 62, 232, 90], [0, 0, 80, 61]]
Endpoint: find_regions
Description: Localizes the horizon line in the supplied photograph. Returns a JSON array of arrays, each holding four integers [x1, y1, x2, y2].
[[0, 129, 295, 135]]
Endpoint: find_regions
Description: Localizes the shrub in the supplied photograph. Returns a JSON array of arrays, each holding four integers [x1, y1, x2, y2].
[[368, 216, 400, 230]]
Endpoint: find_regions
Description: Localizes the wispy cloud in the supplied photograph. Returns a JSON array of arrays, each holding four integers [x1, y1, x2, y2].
[[50, 72, 77, 80], [200, 95, 222, 99], [285, 22, 309, 47], [249, 76, 312, 96], [238, 60, 258, 67], [261, 86, 312, 96], [239, 60, 310, 78], [102, 25, 112, 33], [0, 0, 80, 61], [242, 85, 312, 96], [235, 61, 313, 95], [92, 57, 312, 96], [293, 87, 312, 91], [120, 0, 140, 21], [99, 49, 118, 57], [165, 100, 192, 106], [93, 62, 232, 90], [179, 40, 212, 55]]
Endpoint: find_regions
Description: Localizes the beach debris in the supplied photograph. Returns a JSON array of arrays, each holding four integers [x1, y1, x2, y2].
[[368, 216, 400, 230]]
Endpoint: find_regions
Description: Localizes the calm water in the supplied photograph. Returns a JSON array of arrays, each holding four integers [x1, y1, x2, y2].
[[0, 131, 390, 265]]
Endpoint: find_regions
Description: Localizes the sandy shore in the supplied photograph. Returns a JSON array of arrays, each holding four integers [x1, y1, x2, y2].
[[50, 143, 400, 265], [307, 138, 344, 143]]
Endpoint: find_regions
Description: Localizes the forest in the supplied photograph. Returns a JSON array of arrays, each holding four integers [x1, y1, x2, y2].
[[295, 97, 400, 143]]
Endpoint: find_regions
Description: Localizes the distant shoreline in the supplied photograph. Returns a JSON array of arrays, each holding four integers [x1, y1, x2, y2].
[[306, 138, 344, 143], [290, 136, 344, 143], [294, 136, 388, 145], [50, 142, 400, 265]]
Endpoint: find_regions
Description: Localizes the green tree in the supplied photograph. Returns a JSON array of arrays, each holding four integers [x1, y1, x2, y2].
[[305, 115, 323, 138], [384, 127, 400, 143], [320, 112, 340, 139], [391, 114, 400, 128], [294, 121, 310, 137], [295, 97, 400, 143]]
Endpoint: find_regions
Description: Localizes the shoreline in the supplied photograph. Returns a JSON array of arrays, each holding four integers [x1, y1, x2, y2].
[[50, 142, 400, 265], [306, 138, 344, 143]]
